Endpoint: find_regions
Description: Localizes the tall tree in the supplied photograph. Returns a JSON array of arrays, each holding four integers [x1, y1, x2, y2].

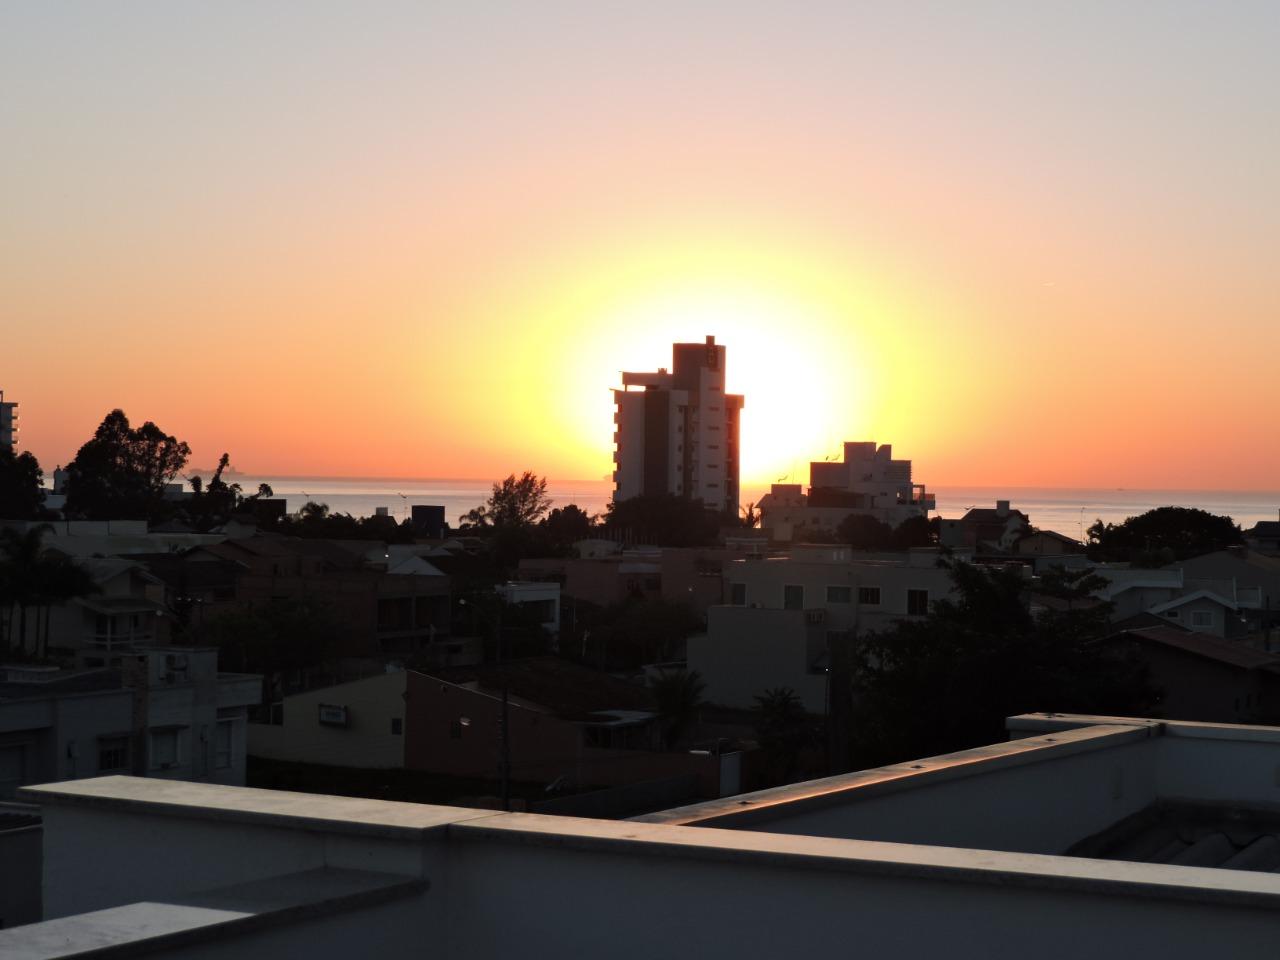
[[0, 447, 45, 520], [33, 552, 98, 659], [754, 687, 819, 784], [0, 525, 96, 657], [0, 524, 51, 652], [65, 410, 191, 520], [461, 472, 553, 530], [650, 668, 705, 749]]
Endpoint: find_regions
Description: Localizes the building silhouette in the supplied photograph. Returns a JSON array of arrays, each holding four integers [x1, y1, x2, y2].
[[612, 335, 743, 516], [0, 389, 17, 450]]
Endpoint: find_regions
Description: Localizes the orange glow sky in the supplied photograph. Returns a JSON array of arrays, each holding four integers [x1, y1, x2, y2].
[[3, 4, 1278, 491]]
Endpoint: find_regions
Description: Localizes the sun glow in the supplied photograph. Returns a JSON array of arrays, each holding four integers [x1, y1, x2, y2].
[[472, 229, 924, 492]]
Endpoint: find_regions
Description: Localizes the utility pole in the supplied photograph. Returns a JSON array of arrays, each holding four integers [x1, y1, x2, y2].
[[496, 598, 510, 811]]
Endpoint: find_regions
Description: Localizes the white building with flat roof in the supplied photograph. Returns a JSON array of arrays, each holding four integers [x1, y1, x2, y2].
[[0, 389, 17, 450], [0, 648, 261, 803], [759, 441, 935, 541], [11, 713, 1280, 957], [612, 335, 744, 516]]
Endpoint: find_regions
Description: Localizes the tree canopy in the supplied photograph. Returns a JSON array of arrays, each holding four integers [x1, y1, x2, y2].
[[845, 562, 1154, 768], [1087, 506, 1244, 564], [834, 513, 938, 551], [0, 447, 45, 520], [65, 410, 191, 520], [604, 494, 720, 548], [461, 472, 553, 531], [0, 525, 98, 657]]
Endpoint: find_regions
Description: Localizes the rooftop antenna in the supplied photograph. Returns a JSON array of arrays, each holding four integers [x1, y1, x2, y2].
[[398, 492, 408, 523]]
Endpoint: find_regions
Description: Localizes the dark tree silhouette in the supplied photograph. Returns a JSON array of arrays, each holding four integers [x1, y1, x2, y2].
[[650, 668, 705, 749], [0, 525, 97, 656], [460, 472, 552, 530], [604, 494, 719, 548], [540, 504, 597, 548], [835, 513, 893, 550], [753, 687, 819, 784], [65, 410, 191, 520], [1087, 507, 1244, 564], [0, 447, 45, 520], [845, 561, 1154, 768]]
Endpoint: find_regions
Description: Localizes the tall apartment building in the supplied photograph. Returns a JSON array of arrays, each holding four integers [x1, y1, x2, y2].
[[0, 389, 17, 449], [612, 335, 744, 515]]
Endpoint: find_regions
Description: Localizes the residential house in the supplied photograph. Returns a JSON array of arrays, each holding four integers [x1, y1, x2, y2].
[[1245, 516, 1280, 556], [939, 500, 1031, 553], [1106, 625, 1280, 723], [250, 657, 728, 796]]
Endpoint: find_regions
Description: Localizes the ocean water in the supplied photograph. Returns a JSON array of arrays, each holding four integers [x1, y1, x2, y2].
[[207, 474, 1280, 535]]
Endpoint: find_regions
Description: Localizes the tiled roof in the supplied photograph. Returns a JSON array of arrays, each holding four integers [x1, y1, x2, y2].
[[1112, 626, 1280, 671], [429, 657, 655, 720]]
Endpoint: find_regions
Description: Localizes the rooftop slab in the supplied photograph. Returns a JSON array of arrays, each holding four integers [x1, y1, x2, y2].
[[452, 808, 1280, 911], [638, 721, 1155, 828], [19, 776, 503, 840], [0, 867, 424, 960]]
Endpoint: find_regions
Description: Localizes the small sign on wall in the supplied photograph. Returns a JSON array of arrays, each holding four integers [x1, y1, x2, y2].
[[318, 704, 349, 727]]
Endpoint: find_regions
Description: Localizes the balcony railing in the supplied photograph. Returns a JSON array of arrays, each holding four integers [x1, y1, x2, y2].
[[84, 631, 155, 650]]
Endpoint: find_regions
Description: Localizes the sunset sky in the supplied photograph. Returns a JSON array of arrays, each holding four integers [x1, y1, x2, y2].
[[3, 3, 1277, 491]]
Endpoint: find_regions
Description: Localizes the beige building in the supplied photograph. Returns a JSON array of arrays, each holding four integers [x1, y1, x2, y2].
[[692, 548, 959, 712], [249, 671, 407, 769]]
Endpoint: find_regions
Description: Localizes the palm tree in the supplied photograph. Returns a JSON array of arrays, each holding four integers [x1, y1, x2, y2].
[[0, 525, 97, 658], [0, 524, 52, 654], [753, 686, 815, 784], [34, 552, 98, 660], [650, 669, 706, 749]]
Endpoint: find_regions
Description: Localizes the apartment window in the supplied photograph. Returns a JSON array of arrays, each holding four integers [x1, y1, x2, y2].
[[784, 585, 804, 610], [1165, 609, 1180, 619], [826, 585, 852, 604], [859, 586, 882, 606], [150, 729, 180, 769], [214, 721, 232, 770], [730, 583, 747, 606], [98, 736, 130, 773], [391, 718, 404, 736], [1191, 610, 1213, 628], [907, 589, 930, 617]]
